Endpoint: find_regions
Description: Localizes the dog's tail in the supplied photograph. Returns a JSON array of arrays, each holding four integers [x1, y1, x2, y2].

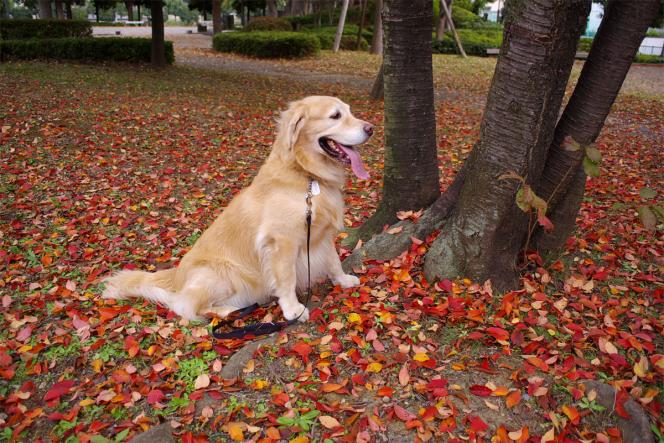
[[102, 268, 179, 313]]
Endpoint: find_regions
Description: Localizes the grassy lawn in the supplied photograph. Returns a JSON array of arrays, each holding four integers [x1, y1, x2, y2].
[[0, 56, 662, 442]]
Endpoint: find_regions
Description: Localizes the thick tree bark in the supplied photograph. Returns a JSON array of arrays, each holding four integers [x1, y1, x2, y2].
[[333, 0, 350, 52], [534, 0, 660, 252], [435, 0, 451, 41], [370, 0, 383, 54], [354, 0, 440, 242], [424, 0, 590, 290], [266, 0, 278, 17], [39, 0, 53, 18], [212, 0, 222, 34], [125, 1, 134, 21], [150, 1, 167, 68], [54, 0, 64, 18]]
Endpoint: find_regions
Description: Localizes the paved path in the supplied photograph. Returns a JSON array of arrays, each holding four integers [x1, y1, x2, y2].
[[93, 27, 664, 98]]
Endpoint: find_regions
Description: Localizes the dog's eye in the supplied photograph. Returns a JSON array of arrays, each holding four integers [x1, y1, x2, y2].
[[330, 111, 341, 120]]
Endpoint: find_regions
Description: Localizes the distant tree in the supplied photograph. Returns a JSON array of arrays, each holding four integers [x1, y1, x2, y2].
[[38, 0, 52, 17], [370, 0, 383, 54], [332, 0, 349, 52]]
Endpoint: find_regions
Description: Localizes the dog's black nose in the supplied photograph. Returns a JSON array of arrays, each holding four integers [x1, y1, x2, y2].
[[364, 124, 374, 136]]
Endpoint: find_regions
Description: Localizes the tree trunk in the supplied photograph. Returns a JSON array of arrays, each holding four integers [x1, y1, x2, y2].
[[125, 1, 134, 21], [356, 0, 367, 50], [65, 1, 73, 19], [435, 0, 450, 41], [2, 0, 10, 19], [150, 1, 167, 68], [137, 3, 141, 20], [370, 0, 383, 54], [424, 0, 590, 290], [267, 0, 278, 17], [370, 63, 384, 99], [333, 0, 350, 52], [39, 0, 53, 18], [54, 0, 64, 18], [95, 3, 100, 21], [440, 0, 466, 57], [212, 0, 222, 33], [354, 0, 440, 242], [534, 0, 660, 252]]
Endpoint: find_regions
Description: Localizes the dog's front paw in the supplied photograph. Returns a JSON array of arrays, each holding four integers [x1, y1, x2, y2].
[[333, 274, 360, 289], [281, 301, 309, 322]]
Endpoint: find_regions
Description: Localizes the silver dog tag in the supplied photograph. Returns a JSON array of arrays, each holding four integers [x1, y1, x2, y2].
[[311, 180, 320, 196]]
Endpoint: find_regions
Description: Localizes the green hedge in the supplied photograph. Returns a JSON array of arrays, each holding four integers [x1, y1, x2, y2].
[[432, 28, 502, 56], [244, 16, 293, 32], [301, 24, 373, 43], [312, 32, 368, 51], [0, 19, 92, 40], [634, 53, 664, 64], [0, 37, 174, 63], [452, 7, 482, 28], [213, 31, 320, 58]]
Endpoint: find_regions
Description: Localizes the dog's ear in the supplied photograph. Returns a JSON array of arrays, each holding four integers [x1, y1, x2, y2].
[[276, 102, 307, 151]]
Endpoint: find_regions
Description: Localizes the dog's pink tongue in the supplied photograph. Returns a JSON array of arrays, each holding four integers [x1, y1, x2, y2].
[[338, 144, 369, 180]]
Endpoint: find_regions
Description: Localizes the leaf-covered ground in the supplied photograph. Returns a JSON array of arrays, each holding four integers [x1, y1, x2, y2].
[[0, 51, 662, 443]]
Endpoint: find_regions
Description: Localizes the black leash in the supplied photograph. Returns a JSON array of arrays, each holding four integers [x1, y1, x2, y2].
[[211, 179, 315, 340]]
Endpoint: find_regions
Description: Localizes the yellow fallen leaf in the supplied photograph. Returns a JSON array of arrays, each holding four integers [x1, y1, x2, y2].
[[634, 355, 648, 378], [366, 362, 383, 373], [227, 422, 244, 441], [347, 313, 362, 323], [413, 353, 429, 362]]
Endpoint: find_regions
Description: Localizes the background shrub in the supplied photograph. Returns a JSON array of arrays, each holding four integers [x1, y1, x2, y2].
[[244, 16, 293, 32], [0, 19, 92, 40], [432, 28, 502, 56], [301, 24, 372, 44], [577, 37, 593, 52], [634, 53, 664, 64], [0, 37, 174, 63], [213, 31, 320, 58], [451, 7, 482, 28]]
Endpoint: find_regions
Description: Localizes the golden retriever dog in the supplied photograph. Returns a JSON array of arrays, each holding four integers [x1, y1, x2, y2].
[[102, 96, 373, 322]]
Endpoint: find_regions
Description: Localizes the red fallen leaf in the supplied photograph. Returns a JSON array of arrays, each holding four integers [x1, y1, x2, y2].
[[562, 405, 580, 425], [469, 415, 488, 432], [377, 386, 394, 397], [486, 326, 509, 342], [271, 392, 289, 406], [15, 326, 32, 342], [393, 405, 416, 421], [525, 356, 549, 372], [291, 342, 312, 363], [147, 389, 165, 405], [496, 425, 510, 443], [537, 210, 554, 231], [615, 389, 631, 419], [124, 336, 140, 357], [505, 390, 521, 408], [44, 380, 75, 402], [469, 385, 493, 397]]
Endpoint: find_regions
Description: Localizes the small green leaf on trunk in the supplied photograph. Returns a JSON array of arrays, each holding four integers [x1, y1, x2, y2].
[[516, 186, 532, 212], [585, 145, 602, 163], [639, 187, 657, 200], [583, 156, 600, 177], [562, 135, 581, 151], [637, 206, 657, 230]]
